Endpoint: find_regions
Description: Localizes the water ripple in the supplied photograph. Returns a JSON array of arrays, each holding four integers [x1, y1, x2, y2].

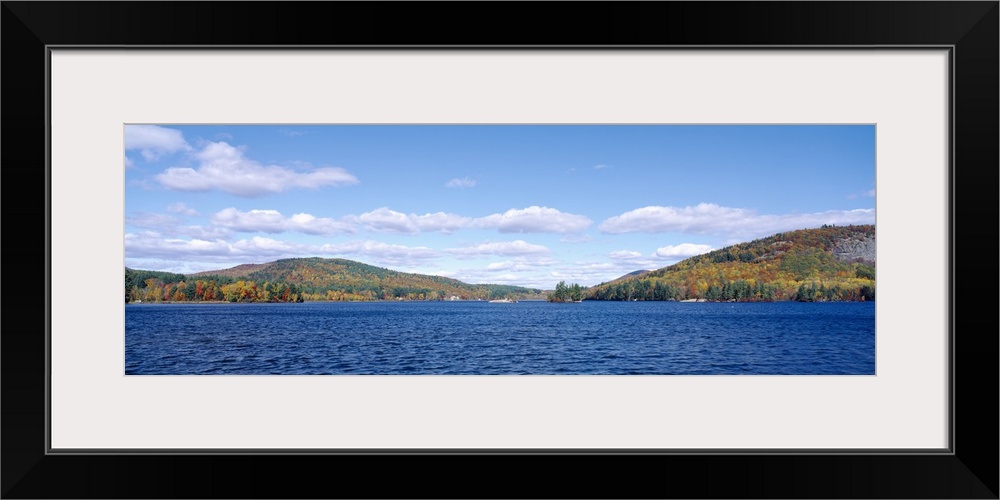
[[125, 301, 875, 375]]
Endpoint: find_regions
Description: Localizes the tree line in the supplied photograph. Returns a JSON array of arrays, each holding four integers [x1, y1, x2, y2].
[[548, 281, 585, 302], [125, 267, 543, 303], [126, 269, 305, 303]]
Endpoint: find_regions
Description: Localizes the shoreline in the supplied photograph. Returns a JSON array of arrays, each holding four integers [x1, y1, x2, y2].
[[127, 297, 872, 305]]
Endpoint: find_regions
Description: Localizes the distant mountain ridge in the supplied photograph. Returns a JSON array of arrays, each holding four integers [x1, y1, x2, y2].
[[127, 226, 874, 304], [587, 225, 875, 302], [128, 257, 542, 303]]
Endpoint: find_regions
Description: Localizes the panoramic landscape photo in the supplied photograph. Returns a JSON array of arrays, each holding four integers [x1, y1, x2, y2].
[[125, 124, 876, 375]]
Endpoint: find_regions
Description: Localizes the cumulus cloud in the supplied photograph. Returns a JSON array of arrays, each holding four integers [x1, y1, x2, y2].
[[125, 156, 135, 169], [318, 240, 438, 267], [654, 243, 714, 259], [125, 211, 231, 239], [211, 208, 354, 235], [355, 207, 416, 233], [445, 177, 477, 188], [605, 244, 714, 278], [354, 208, 475, 235], [126, 232, 437, 268], [484, 257, 558, 271], [447, 267, 559, 288], [155, 141, 359, 197], [606, 250, 660, 275], [408, 211, 477, 233], [176, 205, 593, 238], [547, 262, 627, 287], [599, 203, 875, 240], [125, 125, 191, 161], [126, 233, 245, 260], [232, 236, 298, 254], [211, 208, 287, 233], [176, 225, 233, 240], [477, 206, 592, 233], [447, 269, 530, 286], [435, 257, 562, 288], [485, 261, 516, 271], [445, 240, 550, 257], [609, 250, 643, 260], [351, 206, 590, 235], [126, 212, 181, 229], [167, 202, 199, 216]]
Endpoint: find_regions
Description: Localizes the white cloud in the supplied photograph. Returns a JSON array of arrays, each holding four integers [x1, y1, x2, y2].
[[232, 236, 298, 254], [410, 211, 477, 233], [317, 240, 438, 267], [287, 212, 357, 235], [655, 243, 714, 259], [602, 244, 714, 280], [485, 261, 516, 271], [126, 233, 437, 268], [606, 250, 660, 275], [593, 164, 611, 170], [125, 125, 191, 161], [202, 205, 592, 237], [125, 156, 135, 169], [211, 208, 354, 235], [355, 207, 474, 234], [352, 206, 590, 235], [599, 203, 875, 240], [445, 240, 550, 257], [125, 233, 241, 260], [166, 202, 199, 216], [356, 208, 418, 233], [126, 212, 181, 229], [125, 211, 230, 239], [547, 262, 627, 287], [609, 250, 643, 260], [477, 206, 592, 233], [445, 177, 477, 188], [452, 271, 527, 286], [484, 257, 558, 271], [125, 258, 205, 274], [155, 141, 359, 197], [211, 208, 286, 233], [445, 268, 547, 287], [176, 225, 233, 239]]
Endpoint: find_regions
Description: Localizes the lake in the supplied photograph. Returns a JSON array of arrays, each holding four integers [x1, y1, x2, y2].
[[125, 301, 875, 375]]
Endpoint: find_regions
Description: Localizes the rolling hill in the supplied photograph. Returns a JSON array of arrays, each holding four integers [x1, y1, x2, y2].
[[586, 224, 875, 302], [127, 257, 543, 303]]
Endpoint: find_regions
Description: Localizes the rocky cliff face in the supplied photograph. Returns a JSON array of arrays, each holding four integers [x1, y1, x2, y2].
[[833, 235, 875, 265]]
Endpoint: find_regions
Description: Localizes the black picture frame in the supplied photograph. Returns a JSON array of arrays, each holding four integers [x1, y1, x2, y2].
[[3, 2, 996, 498]]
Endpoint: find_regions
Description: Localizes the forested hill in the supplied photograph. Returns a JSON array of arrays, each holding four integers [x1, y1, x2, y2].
[[126, 257, 542, 303], [587, 225, 875, 302]]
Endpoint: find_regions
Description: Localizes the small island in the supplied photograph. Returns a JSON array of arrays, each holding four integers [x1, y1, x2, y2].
[[547, 281, 584, 303]]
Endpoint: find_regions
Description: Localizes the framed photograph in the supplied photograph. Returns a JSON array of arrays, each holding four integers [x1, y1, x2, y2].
[[4, 2, 996, 498], [119, 123, 878, 377]]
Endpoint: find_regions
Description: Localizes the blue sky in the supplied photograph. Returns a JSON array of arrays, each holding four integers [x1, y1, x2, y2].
[[125, 124, 875, 288]]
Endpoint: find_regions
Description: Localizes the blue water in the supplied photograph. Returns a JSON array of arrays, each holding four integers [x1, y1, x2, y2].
[[125, 301, 875, 375]]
